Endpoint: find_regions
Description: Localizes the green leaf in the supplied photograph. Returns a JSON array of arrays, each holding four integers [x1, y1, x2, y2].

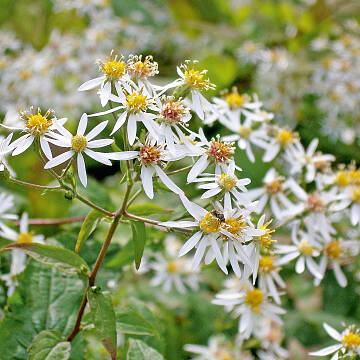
[[127, 204, 173, 216], [0, 237, 13, 248], [131, 220, 146, 270], [127, 339, 163, 360], [75, 210, 104, 253], [2, 243, 89, 276], [0, 261, 85, 360], [116, 309, 158, 337], [105, 239, 134, 269], [88, 287, 117, 360], [28, 330, 71, 360]]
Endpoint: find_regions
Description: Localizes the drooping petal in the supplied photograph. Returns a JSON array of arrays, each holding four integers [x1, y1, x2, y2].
[[179, 231, 202, 257], [77, 152, 87, 187], [141, 165, 155, 199], [44, 150, 74, 169], [110, 112, 127, 136]]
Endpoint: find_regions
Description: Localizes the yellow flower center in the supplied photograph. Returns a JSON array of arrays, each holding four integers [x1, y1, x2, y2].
[[167, 261, 178, 273], [326, 241, 342, 259], [71, 135, 88, 152], [329, 92, 340, 102], [265, 179, 283, 194], [220, 217, 246, 239], [258, 222, 276, 249], [259, 256, 276, 273], [200, 212, 221, 233], [22, 108, 54, 135], [349, 170, 360, 185], [182, 61, 214, 91], [335, 171, 350, 187], [126, 91, 148, 113], [276, 129, 295, 146], [218, 174, 237, 190], [245, 289, 263, 313], [299, 241, 315, 256], [238, 126, 252, 138], [352, 187, 360, 202], [139, 144, 162, 165], [207, 137, 235, 164], [98, 53, 126, 80], [218, 351, 233, 360], [127, 55, 158, 78], [18, 232, 34, 243], [224, 92, 246, 109], [342, 332, 360, 350], [20, 69, 32, 80]]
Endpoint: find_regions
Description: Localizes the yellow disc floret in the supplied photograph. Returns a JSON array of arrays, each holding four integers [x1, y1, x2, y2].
[[276, 128, 296, 146], [245, 289, 263, 313], [259, 256, 276, 273], [127, 54, 158, 78], [181, 60, 215, 91], [224, 88, 249, 109], [265, 179, 283, 195], [335, 171, 350, 187], [342, 331, 360, 350], [258, 221, 276, 249], [18, 232, 34, 243], [218, 174, 237, 190], [139, 143, 162, 165], [98, 51, 126, 80], [71, 134, 88, 152], [21, 107, 54, 135], [200, 212, 221, 233], [299, 241, 315, 256], [326, 241, 342, 259], [126, 89, 148, 113], [352, 187, 360, 202], [220, 217, 246, 239], [238, 126, 252, 139]]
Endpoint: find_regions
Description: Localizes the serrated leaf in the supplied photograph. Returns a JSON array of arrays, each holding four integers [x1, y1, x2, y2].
[[88, 288, 117, 360], [127, 339, 163, 360], [75, 210, 104, 253], [116, 309, 157, 336], [131, 221, 146, 270], [28, 330, 71, 360], [127, 204, 172, 216], [0, 261, 85, 360], [2, 243, 89, 276]]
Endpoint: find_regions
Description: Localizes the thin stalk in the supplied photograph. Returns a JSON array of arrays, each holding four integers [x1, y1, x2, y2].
[[9, 178, 61, 190], [75, 193, 114, 217], [14, 216, 85, 226]]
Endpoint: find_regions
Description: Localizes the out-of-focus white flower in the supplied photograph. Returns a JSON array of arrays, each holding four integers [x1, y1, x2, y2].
[[310, 323, 360, 358], [0, 192, 18, 230], [45, 113, 113, 187], [0, 213, 44, 296], [0, 133, 16, 176], [213, 282, 285, 340]]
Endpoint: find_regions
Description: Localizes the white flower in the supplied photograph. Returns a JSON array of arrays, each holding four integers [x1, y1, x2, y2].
[[0, 192, 18, 231], [78, 51, 129, 107], [0, 213, 44, 296], [213, 282, 285, 340], [276, 225, 323, 280], [193, 162, 250, 204], [310, 323, 360, 358], [6, 107, 66, 159], [284, 138, 335, 183], [89, 85, 160, 146], [45, 113, 113, 187], [106, 138, 185, 199], [187, 133, 235, 183], [315, 238, 360, 288]]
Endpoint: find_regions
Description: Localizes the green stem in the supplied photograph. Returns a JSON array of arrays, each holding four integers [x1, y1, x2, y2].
[[75, 193, 114, 217], [9, 177, 61, 190]]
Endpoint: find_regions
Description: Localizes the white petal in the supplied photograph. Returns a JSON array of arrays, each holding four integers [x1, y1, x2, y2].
[[86, 121, 108, 141], [78, 76, 105, 91], [210, 238, 227, 274], [83, 149, 112, 165], [127, 114, 137, 146], [106, 151, 138, 160], [324, 323, 342, 341], [77, 152, 87, 187], [40, 136, 53, 159], [154, 165, 183, 195], [333, 262, 347, 287], [192, 237, 207, 270], [187, 155, 209, 183], [77, 113, 88, 136], [179, 193, 207, 220], [12, 135, 34, 156], [295, 256, 305, 273], [141, 165, 154, 199], [179, 231, 202, 256], [44, 151, 74, 169], [309, 344, 342, 356], [87, 139, 114, 149], [110, 112, 127, 136]]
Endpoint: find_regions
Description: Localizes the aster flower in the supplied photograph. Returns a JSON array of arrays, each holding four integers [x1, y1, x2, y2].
[[106, 138, 185, 199], [0, 213, 44, 296], [78, 50, 129, 107], [310, 323, 360, 358], [276, 225, 323, 279], [187, 132, 235, 183], [5, 107, 66, 159], [193, 161, 250, 205], [44, 113, 113, 187], [315, 238, 359, 288], [90, 84, 159, 146], [0, 192, 18, 231], [213, 282, 285, 340], [284, 138, 335, 183]]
